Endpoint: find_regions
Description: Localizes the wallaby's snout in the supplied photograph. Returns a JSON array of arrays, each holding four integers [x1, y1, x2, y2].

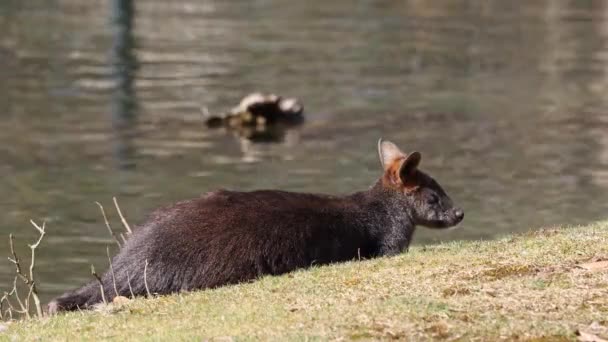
[[433, 206, 464, 229], [378, 139, 464, 230], [453, 208, 464, 223], [412, 182, 464, 229]]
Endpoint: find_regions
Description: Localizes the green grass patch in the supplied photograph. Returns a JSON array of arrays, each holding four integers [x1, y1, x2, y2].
[[3, 221, 608, 341]]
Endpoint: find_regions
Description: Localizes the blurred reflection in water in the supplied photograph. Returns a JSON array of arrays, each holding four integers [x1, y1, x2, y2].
[[0, 1, 607, 303], [110, 0, 138, 170]]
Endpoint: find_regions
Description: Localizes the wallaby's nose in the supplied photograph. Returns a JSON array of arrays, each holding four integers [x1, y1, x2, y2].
[[453, 209, 464, 222]]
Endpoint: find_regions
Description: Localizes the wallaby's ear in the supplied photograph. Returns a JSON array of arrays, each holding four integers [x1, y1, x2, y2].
[[399, 151, 421, 179], [378, 138, 406, 171]]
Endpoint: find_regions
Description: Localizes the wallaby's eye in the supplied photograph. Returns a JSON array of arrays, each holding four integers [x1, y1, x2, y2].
[[427, 194, 439, 205]]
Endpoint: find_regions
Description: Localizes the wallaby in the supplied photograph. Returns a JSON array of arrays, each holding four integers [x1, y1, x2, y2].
[[47, 139, 463, 314]]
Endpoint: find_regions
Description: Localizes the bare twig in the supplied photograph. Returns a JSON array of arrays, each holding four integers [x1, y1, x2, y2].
[[2, 220, 46, 319], [4, 305, 12, 320], [144, 259, 151, 298], [95, 202, 122, 248], [1, 296, 13, 320], [24, 285, 35, 316], [2, 296, 14, 315], [126, 270, 134, 298], [8, 234, 27, 284], [9, 277, 26, 316], [91, 265, 107, 305], [28, 220, 45, 318], [113, 197, 132, 235], [1, 284, 25, 321], [4, 287, 15, 310], [107, 246, 119, 297], [0, 291, 9, 320]]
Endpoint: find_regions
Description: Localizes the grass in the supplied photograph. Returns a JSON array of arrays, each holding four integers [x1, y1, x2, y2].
[[2, 222, 608, 341]]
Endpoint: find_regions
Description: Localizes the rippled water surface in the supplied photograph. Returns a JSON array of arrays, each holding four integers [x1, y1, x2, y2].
[[1, 1, 608, 303]]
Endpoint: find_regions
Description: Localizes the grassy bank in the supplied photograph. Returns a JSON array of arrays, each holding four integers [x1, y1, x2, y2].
[[2, 222, 608, 341]]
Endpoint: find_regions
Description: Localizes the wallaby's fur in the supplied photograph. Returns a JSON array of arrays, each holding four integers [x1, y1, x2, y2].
[[48, 139, 463, 314]]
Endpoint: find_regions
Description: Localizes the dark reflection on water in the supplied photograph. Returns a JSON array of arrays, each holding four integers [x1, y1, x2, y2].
[[1, 1, 608, 303], [110, 0, 138, 170]]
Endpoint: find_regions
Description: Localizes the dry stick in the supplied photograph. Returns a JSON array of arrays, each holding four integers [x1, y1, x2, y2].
[[106, 246, 119, 297], [2, 280, 22, 319], [144, 259, 151, 298], [2, 290, 20, 319], [113, 197, 132, 235], [120, 233, 127, 245], [7, 235, 31, 318], [0, 292, 9, 320], [1, 295, 12, 320], [90, 265, 107, 305], [6, 280, 17, 307], [5, 221, 46, 319], [9, 277, 26, 316], [28, 220, 45, 318], [1, 287, 18, 320], [8, 235, 27, 285], [24, 285, 35, 317], [3, 304, 12, 321], [126, 270, 134, 298], [95, 202, 122, 248]]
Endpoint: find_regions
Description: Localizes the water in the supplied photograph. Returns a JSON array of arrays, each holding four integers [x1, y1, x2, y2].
[[1, 0, 607, 304]]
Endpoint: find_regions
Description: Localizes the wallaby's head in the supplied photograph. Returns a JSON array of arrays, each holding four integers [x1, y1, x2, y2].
[[377, 139, 464, 229]]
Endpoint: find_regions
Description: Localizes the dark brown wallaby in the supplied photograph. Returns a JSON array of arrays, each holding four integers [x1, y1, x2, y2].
[[47, 139, 463, 314]]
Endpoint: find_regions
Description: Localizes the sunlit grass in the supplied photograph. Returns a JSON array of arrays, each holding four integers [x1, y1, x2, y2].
[[3, 221, 608, 341]]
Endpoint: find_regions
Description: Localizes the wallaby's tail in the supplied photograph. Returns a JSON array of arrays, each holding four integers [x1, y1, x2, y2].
[[47, 281, 104, 314]]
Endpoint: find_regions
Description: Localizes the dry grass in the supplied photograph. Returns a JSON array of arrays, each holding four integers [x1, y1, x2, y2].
[[2, 221, 608, 341]]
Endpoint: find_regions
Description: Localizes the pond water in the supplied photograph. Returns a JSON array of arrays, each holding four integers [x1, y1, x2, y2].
[[1, 1, 608, 304]]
